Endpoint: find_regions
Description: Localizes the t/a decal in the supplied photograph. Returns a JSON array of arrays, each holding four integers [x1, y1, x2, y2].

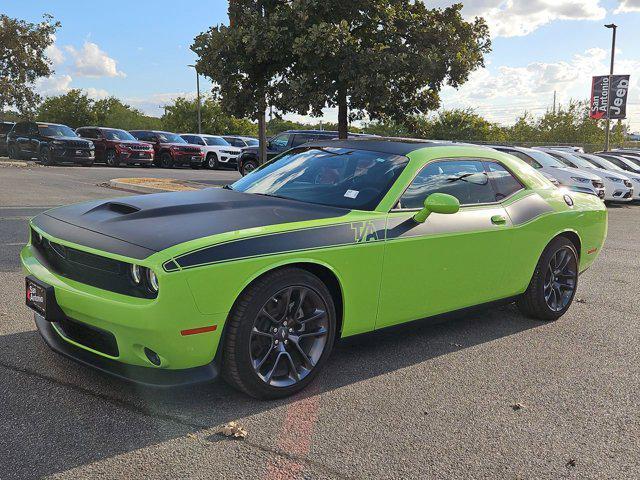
[[351, 221, 379, 243]]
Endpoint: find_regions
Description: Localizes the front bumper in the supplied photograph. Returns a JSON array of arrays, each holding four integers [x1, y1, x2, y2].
[[21, 239, 226, 380], [52, 147, 94, 164], [117, 150, 154, 164], [174, 153, 204, 165], [35, 314, 219, 387]]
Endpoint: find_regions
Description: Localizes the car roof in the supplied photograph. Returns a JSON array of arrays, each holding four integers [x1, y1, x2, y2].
[[301, 137, 475, 155]]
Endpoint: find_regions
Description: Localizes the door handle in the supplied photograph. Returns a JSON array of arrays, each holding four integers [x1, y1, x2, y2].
[[491, 215, 507, 225]]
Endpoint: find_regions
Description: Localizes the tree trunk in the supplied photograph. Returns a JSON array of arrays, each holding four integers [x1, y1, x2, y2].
[[338, 89, 348, 139], [258, 107, 267, 164]]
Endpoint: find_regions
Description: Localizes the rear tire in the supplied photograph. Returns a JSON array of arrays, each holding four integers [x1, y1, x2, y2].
[[222, 268, 336, 399], [8, 144, 19, 160], [206, 153, 219, 170], [517, 236, 579, 321]]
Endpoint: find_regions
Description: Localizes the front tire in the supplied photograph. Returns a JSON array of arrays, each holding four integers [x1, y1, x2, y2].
[[222, 268, 336, 399], [39, 146, 55, 166], [206, 153, 219, 170], [105, 149, 119, 167], [160, 152, 174, 168], [8, 145, 20, 160], [241, 158, 259, 176], [517, 237, 579, 321]]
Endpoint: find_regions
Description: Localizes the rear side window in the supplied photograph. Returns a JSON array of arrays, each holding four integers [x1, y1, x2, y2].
[[291, 133, 318, 147], [485, 162, 523, 201], [0, 123, 14, 134], [398, 160, 495, 208], [13, 122, 29, 135]]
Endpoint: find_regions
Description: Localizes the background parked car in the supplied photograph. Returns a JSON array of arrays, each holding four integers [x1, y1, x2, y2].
[[237, 129, 372, 175], [0, 122, 15, 155], [577, 152, 640, 201], [493, 145, 605, 199], [596, 151, 640, 174], [7, 121, 94, 166], [539, 148, 633, 202], [222, 135, 258, 148], [77, 127, 154, 167], [180, 133, 242, 169], [130, 130, 204, 168]]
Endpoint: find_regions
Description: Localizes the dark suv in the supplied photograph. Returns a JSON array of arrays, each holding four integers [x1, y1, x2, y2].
[[77, 127, 154, 167], [130, 130, 204, 168], [237, 130, 371, 175], [7, 121, 95, 166], [0, 122, 15, 155]]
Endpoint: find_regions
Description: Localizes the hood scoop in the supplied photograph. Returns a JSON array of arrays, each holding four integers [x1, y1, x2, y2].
[[85, 201, 141, 217]]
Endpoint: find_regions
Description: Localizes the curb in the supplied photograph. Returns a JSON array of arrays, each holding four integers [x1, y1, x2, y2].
[[0, 158, 29, 167], [105, 178, 209, 194]]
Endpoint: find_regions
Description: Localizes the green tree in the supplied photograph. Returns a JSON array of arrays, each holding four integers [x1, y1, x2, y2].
[[161, 96, 257, 136], [93, 97, 162, 130], [420, 108, 505, 142], [192, 1, 294, 159], [277, 2, 491, 138], [0, 14, 60, 117], [36, 89, 95, 128]]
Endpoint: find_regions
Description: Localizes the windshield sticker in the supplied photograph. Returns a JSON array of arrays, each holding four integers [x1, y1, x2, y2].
[[344, 189, 359, 199]]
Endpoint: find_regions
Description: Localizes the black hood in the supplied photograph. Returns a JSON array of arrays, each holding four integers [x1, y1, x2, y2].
[[32, 188, 349, 259]]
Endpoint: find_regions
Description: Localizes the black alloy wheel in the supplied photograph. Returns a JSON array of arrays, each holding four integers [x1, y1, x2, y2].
[[241, 159, 258, 176], [222, 268, 336, 399], [543, 247, 577, 312], [160, 152, 174, 168], [39, 146, 55, 166], [250, 285, 330, 388], [105, 149, 118, 167], [517, 236, 579, 321]]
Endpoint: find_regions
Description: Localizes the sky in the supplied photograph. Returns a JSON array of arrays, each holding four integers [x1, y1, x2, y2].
[[3, 0, 640, 131]]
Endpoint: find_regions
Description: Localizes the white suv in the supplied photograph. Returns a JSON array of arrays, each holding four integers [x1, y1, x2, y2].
[[180, 134, 242, 169], [491, 146, 605, 200]]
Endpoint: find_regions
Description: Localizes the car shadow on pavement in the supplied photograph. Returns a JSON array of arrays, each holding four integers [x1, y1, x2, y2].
[[0, 303, 542, 479]]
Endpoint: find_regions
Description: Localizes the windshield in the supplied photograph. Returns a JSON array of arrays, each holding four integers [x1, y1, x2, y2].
[[562, 153, 596, 169], [204, 136, 230, 146], [158, 132, 186, 143], [578, 154, 619, 171], [231, 146, 409, 210], [528, 150, 566, 168], [246, 138, 259, 146], [38, 124, 77, 137], [102, 129, 136, 141]]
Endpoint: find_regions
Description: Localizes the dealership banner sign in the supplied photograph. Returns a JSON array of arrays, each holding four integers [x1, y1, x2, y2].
[[590, 74, 630, 120]]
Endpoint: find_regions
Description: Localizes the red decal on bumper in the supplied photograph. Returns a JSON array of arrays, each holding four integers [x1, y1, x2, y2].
[[180, 325, 217, 336]]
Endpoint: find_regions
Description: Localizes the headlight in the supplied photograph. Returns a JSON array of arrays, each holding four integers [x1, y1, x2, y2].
[[570, 176, 590, 183], [51, 140, 64, 146], [606, 177, 623, 183], [87, 141, 94, 149], [118, 143, 130, 151], [147, 269, 159, 292], [130, 264, 142, 284]]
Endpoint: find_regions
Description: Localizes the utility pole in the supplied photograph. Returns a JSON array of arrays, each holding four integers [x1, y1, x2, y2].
[[553, 90, 556, 114], [188, 64, 202, 134], [604, 23, 617, 151]]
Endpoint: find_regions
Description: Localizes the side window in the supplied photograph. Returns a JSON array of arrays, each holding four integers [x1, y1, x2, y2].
[[28, 123, 39, 135], [181, 135, 194, 143], [291, 134, 316, 147], [398, 159, 495, 209], [506, 150, 542, 169], [485, 162, 523, 201], [14, 122, 28, 135], [270, 134, 290, 150]]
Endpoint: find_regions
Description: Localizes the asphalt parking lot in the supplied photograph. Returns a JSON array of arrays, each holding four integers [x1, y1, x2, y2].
[[1, 161, 639, 479]]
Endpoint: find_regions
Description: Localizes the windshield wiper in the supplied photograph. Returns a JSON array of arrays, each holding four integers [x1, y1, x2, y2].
[[222, 184, 233, 190]]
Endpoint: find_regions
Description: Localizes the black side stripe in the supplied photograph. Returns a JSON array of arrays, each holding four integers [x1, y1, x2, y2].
[[171, 220, 387, 270], [505, 193, 554, 225]]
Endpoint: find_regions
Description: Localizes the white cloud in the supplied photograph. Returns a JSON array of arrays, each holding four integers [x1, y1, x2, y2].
[[85, 87, 110, 100], [439, 47, 640, 129], [65, 42, 126, 78], [432, 1, 606, 37], [615, 0, 640, 13], [35, 74, 73, 96], [44, 36, 65, 66]]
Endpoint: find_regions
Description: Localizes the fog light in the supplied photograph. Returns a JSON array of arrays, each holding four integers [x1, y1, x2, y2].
[[144, 347, 161, 366]]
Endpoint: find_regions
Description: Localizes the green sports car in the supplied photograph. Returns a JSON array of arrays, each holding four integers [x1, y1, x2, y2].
[[22, 139, 607, 398]]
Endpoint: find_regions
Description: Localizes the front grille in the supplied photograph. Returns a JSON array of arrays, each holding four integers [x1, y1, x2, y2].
[[55, 317, 119, 357], [592, 180, 604, 189], [129, 144, 151, 151], [221, 150, 238, 155], [31, 229, 157, 299], [63, 140, 91, 148], [180, 147, 200, 153], [63, 149, 91, 157]]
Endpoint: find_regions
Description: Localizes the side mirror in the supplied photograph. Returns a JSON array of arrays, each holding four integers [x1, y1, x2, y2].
[[413, 193, 460, 223]]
